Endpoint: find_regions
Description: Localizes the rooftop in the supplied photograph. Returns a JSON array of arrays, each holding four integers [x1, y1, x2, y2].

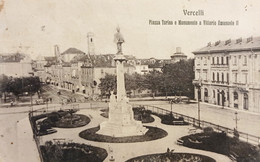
[[61, 48, 85, 55], [0, 53, 27, 63], [193, 36, 260, 54]]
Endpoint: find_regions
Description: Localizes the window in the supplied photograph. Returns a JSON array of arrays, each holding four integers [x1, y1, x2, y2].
[[243, 73, 248, 83], [222, 73, 224, 82], [243, 93, 249, 110], [234, 73, 238, 83], [217, 73, 219, 82], [212, 72, 215, 81], [212, 57, 215, 64], [213, 90, 215, 98], [221, 57, 224, 65], [226, 57, 229, 65], [233, 56, 237, 65], [234, 92, 238, 108], [204, 57, 207, 65], [197, 57, 200, 65], [217, 57, 219, 64], [203, 71, 207, 81], [227, 73, 229, 83], [196, 70, 200, 80], [243, 56, 247, 66]]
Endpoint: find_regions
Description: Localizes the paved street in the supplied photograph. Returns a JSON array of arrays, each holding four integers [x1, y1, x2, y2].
[[132, 100, 260, 137], [0, 105, 47, 162]]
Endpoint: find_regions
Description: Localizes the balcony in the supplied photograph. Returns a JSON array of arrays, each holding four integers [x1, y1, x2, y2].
[[211, 63, 229, 68], [211, 80, 229, 85]]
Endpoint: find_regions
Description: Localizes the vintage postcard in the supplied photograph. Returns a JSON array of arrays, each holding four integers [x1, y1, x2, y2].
[[0, 0, 260, 162]]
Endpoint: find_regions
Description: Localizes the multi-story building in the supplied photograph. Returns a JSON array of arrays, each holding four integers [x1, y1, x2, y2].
[[193, 36, 260, 113], [0, 53, 33, 77]]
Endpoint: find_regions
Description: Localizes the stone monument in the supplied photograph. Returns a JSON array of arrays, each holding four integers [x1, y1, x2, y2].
[[98, 27, 148, 137]]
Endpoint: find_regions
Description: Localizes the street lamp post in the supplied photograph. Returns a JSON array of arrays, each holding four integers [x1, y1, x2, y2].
[[28, 84, 33, 114], [194, 78, 201, 127], [234, 111, 239, 130], [198, 87, 201, 128], [220, 91, 225, 109], [170, 100, 173, 114]]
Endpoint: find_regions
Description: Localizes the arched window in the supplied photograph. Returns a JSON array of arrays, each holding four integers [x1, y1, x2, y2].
[[243, 93, 248, 110], [234, 92, 238, 100], [234, 92, 238, 108], [204, 88, 208, 102]]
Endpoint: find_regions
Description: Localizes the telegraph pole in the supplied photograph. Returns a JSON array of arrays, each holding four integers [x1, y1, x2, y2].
[[197, 79, 202, 128]]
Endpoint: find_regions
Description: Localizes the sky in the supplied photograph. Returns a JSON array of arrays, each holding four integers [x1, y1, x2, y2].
[[0, 0, 260, 59]]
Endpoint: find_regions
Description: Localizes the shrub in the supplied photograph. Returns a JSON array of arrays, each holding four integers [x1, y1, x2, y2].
[[203, 127, 214, 134]]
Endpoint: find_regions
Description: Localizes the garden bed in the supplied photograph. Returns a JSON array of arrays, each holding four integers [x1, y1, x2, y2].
[[55, 114, 90, 128], [100, 107, 155, 123], [152, 112, 189, 126], [126, 152, 216, 162], [79, 126, 167, 143], [37, 110, 91, 135], [40, 141, 107, 162], [180, 131, 260, 162]]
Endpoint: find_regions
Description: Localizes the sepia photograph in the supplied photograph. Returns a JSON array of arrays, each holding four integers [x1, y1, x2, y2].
[[0, 0, 260, 161]]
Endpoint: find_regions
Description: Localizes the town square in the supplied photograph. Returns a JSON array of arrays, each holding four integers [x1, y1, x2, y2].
[[1, 0, 260, 162]]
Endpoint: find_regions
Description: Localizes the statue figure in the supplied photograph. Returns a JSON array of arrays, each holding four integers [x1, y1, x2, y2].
[[110, 91, 116, 102], [114, 27, 125, 54]]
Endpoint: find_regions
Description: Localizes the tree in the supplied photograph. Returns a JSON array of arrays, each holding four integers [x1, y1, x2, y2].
[[144, 70, 163, 98], [162, 59, 195, 98], [99, 73, 147, 98], [0, 74, 10, 101], [125, 73, 146, 97], [2, 76, 41, 100], [98, 74, 117, 98]]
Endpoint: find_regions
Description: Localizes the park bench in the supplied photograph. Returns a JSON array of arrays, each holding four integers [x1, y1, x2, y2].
[[188, 128, 197, 134], [229, 151, 238, 161], [173, 121, 184, 125], [177, 139, 184, 145]]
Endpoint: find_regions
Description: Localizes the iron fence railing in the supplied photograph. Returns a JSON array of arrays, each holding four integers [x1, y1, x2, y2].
[[132, 104, 260, 145]]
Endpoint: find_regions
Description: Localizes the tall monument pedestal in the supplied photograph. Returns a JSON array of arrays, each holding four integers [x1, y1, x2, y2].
[[97, 54, 148, 137], [98, 99, 148, 137]]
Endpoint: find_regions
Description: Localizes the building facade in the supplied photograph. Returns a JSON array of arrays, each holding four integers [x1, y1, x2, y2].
[[0, 53, 33, 77], [193, 36, 260, 113]]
